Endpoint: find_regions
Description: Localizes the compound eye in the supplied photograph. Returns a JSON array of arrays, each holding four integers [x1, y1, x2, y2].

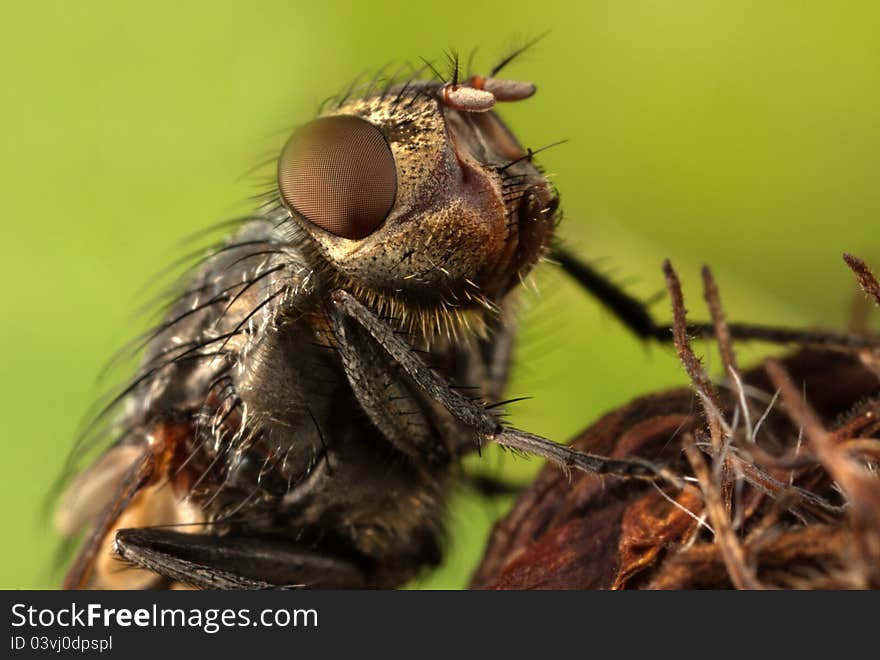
[[278, 115, 397, 240]]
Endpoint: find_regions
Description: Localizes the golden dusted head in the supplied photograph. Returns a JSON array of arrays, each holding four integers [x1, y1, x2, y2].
[[275, 63, 559, 337]]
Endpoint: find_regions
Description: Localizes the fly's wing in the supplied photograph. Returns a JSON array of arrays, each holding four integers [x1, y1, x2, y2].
[[55, 444, 145, 539], [58, 421, 206, 589]]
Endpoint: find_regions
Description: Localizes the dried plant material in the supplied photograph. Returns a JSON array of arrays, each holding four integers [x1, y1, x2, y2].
[[682, 433, 761, 589], [702, 265, 739, 374], [843, 254, 880, 381], [647, 526, 857, 590], [844, 253, 880, 307], [663, 260, 726, 452], [668, 261, 759, 587], [612, 486, 704, 589], [473, 256, 880, 590], [765, 358, 880, 584], [473, 406, 700, 589]]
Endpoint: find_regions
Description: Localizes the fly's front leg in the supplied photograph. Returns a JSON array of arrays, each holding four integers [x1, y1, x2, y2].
[[327, 290, 674, 483], [114, 528, 367, 589], [329, 298, 453, 462]]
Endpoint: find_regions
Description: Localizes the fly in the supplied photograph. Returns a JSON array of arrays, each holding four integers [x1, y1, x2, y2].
[[55, 48, 879, 589]]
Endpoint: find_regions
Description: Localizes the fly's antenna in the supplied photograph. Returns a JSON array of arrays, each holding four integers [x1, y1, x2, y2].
[[439, 73, 536, 113]]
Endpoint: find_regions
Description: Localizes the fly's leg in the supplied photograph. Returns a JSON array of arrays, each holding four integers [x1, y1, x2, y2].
[[461, 473, 525, 497], [551, 247, 880, 349], [472, 301, 519, 403], [114, 528, 368, 589], [329, 299, 452, 462], [328, 290, 677, 484]]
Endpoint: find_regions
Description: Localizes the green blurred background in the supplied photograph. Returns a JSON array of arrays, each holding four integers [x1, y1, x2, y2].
[[2, 1, 878, 588]]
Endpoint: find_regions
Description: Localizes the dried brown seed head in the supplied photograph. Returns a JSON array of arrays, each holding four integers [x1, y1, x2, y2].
[[474, 258, 880, 590]]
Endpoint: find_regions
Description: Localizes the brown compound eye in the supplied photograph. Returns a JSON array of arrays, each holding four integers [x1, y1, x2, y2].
[[278, 115, 397, 240]]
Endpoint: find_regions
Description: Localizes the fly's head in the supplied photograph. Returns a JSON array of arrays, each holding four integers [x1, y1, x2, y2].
[[275, 64, 559, 338]]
